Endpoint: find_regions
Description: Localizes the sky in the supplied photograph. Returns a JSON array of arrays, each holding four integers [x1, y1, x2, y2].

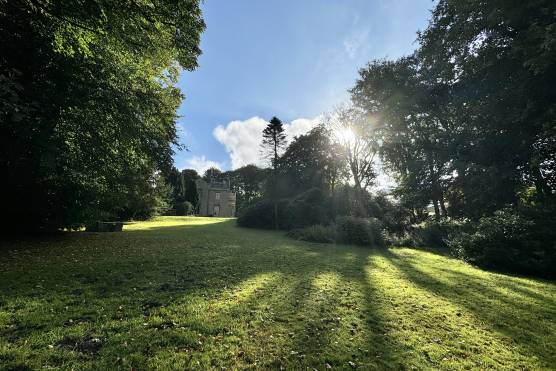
[[174, 0, 434, 175]]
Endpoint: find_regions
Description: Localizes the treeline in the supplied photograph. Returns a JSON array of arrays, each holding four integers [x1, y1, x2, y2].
[[0, 1, 205, 231], [239, 0, 556, 278], [163, 165, 268, 215]]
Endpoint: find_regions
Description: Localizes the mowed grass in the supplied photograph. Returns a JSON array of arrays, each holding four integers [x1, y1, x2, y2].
[[1, 217, 555, 370]]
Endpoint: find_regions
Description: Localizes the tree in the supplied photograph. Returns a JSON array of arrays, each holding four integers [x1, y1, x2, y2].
[[203, 167, 222, 181], [0, 0, 205, 230], [328, 106, 380, 216], [223, 165, 268, 212], [182, 169, 200, 208], [261, 117, 288, 229], [351, 0, 556, 222], [163, 167, 200, 212], [279, 125, 348, 197], [417, 0, 556, 212], [351, 57, 455, 222], [261, 117, 288, 168]]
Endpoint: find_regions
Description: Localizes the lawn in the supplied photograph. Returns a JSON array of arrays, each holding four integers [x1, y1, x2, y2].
[[1, 217, 555, 370]]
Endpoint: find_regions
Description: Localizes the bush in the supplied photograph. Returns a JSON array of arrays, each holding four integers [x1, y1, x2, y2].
[[237, 199, 279, 229], [287, 218, 386, 248], [335, 216, 385, 247], [367, 194, 412, 234], [175, 201, 194, 216], [384, 231, 414, 247], [287, 225, 335, 243], [448, 206, 556, 278], [281, 188, 331, 230], [410, 221, 460, 248], [237, 188, 331, 230]]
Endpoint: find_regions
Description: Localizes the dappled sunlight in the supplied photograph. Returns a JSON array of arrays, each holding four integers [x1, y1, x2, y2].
[[1, 218, 555, 369], [276, 271, 371, 367], [124, 216, 232, 231], [391, 249, 556, 309], [370, 250, 556, 368]]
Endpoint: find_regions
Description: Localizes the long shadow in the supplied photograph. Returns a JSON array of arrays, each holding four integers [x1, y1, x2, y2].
[[0, 219, 394, 369], [385, 249, 556, 368], [430, 264, 556, 308], [359, 251, 411, 370], [6, 219, 553, 368]]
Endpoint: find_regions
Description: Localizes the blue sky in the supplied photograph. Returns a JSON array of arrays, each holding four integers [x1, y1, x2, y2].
[[174, 0, 434, 173]]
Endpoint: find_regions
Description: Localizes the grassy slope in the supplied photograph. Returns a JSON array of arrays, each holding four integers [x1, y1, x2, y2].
[[0, 217, 555, 370]]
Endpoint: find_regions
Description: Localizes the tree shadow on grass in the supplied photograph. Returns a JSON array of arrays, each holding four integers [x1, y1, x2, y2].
[[384, 249, 556, 368], [1, 220, 397, 369], [2, 220, 554, 369]]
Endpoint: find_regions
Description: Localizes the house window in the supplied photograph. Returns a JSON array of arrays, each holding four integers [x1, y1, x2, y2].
[[215, 192, 220, 200]]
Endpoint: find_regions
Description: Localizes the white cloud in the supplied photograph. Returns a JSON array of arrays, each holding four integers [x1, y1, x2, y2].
[[285, 117, 321, 139], [213, 116, 321, 169], [183, 155, 223, 174]]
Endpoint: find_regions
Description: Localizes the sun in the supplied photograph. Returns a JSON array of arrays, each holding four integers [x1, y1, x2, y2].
[[333, 127, 357, 146]]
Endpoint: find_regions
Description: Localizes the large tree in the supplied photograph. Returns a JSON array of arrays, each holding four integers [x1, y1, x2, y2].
[[352, 58, 454, 221], [0, 0, 205, 230], [329, 106, 380, 217], [279, 125, 348, 197], [223, 165, 268, 213], [352, 0, 556, 221], [416, 0, 556, 216]]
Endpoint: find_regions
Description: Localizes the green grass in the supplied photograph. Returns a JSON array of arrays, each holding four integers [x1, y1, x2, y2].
[[1, 217, 555, 370]]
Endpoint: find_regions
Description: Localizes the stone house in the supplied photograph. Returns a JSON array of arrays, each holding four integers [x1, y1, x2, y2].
[[195, 178, 236, 217]]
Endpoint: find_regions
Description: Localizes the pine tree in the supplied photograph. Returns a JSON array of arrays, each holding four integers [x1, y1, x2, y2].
[[261, 117, 287, 229], [261, 117, 287, 169]]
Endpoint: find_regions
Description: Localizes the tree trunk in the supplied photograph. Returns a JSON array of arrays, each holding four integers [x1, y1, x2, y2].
[[353, 176, 367, 217], [532, 165, 551, 199], [432, 198, 440, 222], [426, 151, 441, 222], [439, 191, 448, 219]]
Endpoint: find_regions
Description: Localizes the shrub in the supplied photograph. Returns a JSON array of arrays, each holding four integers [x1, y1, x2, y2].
[[384, 231, 414, 247], [280, 188, 331, 230], [335, 216, 385, 247], [367, 194, 412, 234], [175, 201, 194, 216], [287, 225, 335, 243], [409, 220, 462, 248], [448, 206, 556, 278], [237, 199, 279, 229], [237, 188, 331, 230]]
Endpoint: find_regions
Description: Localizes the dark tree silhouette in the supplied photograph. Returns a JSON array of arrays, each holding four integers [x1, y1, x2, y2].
[[261, 117, 288, 229]]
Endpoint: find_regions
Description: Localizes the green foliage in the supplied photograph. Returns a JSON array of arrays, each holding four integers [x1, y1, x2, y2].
[[237, 199, 278, 229], [352, 0, 556, 222], [367, 193, 412, 234], [410, 220, 461, 248], [278, 126, 348, 197], [449, 205, 556, 278], [237, 188, 331, 230], [280, 188, 331, 230], [164, 167, 199, 212], [335, 216, 385, 247], [0, 0, 205, 230], [223, 165, 268, 213], [329, 106, 379, 214], [286, 225, 335, 244], [175, 201, 195, 216], [202, 167, 222, 181], [261, 117, 287, 169]]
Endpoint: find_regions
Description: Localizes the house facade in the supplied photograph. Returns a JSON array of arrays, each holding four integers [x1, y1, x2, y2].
[[196, 179, 236, 217]]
